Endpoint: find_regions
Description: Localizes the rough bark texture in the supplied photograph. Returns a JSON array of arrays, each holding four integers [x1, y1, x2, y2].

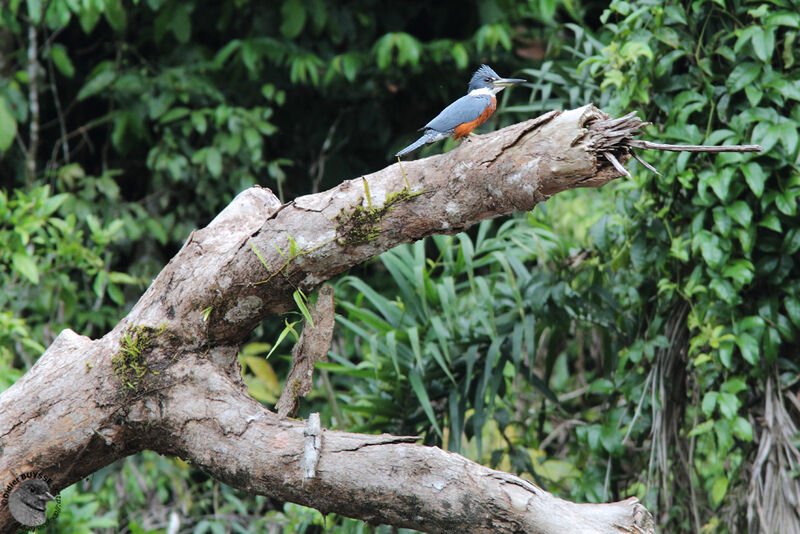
[[275, 284, 336, 418], [0, 106, 656, 533]]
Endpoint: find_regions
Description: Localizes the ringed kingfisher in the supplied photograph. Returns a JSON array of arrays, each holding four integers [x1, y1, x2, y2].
[[395, 65, 526, 157]]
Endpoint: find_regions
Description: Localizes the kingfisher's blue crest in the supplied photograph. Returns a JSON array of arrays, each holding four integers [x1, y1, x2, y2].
[[468, 65, 501, 92]]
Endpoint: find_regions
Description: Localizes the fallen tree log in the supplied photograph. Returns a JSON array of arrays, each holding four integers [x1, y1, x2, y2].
[[3, 104, 756, 533]]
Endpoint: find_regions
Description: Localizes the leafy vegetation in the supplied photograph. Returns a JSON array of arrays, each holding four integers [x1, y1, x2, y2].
[[1, 0, 799, 532], [585, 2, 800, 530]]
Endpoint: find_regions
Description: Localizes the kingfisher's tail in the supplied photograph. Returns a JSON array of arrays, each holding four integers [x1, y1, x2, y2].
[[395, 135, 429, 157], [395, 130, 446, 158]]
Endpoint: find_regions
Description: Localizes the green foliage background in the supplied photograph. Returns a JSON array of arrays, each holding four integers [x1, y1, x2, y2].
[[1, 0, 799, 532]]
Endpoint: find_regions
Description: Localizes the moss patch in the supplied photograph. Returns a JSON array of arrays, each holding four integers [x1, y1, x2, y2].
[[112, 324, 166, 391], [335, 187, 421, 246], [290, 377, 302, 398]]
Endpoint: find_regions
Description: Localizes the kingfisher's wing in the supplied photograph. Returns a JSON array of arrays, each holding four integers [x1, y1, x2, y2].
[[422, 94, 494, 134]]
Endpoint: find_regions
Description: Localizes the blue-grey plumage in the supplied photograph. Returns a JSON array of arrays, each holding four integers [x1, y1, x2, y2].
[[395, 65, 525, 158], [395, 130, 449, 158], [422, 93, 496, 136]]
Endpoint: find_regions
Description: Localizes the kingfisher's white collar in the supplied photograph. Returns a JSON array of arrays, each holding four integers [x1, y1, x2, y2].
[[468, 87, 503, 97]]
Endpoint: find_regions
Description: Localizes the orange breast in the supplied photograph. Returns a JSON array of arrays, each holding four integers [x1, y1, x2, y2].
[[452, 98, 497, 139]]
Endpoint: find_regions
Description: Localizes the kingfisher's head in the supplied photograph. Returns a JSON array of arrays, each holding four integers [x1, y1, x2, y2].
[[468, 65, 526, 95]]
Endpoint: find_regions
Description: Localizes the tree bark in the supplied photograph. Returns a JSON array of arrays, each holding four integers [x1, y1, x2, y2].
[[0, 105, 656, 533]]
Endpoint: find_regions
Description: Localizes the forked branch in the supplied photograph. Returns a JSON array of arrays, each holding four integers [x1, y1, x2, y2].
[[2, 104, 763, 533]]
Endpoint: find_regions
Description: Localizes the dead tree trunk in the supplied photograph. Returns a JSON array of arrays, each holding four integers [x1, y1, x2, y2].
[[0, 105, 662, 533]]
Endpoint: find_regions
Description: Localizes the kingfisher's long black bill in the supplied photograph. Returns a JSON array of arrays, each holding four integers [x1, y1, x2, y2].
[[492, 77, 526, 88]]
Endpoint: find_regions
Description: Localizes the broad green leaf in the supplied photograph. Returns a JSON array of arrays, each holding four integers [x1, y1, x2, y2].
[[688, 419, 714, 437], [240, 342, 272, 357], [26, 0, 42, 23], [49, 44, 75, 78], [726, 201, 752, 227], [451, 43, 469, 69], [744, 85, 762, 107], [708, 167, 734, 201], [159, 107, 190, 124], [599, 424, 622, 455], [394, 33, 421, 66], [43, 193, 69, 215], [13, 253, 39, 284], [752, 121, 779, 153], [214, 40, 241, 67], [717, 392, 740, 419], [726, 62, 761, 93], [147, 92, 175, 120], [732, 416, 753, 441], [742, 162, 766, 197], [306, 0, 326, 32], [670, 235, 689, 261], [108, 271, 137, 285], [694, 231, 724, 268], [712, 207, 731, 236], [45, 0, 71, 28], [107, 282, 124, 305], [785, 298, 800, 328], [721, 378, 747, 394], [768, 12, 800, 28], [784, 228, 800, 255], [706, 129, 735, 145], [718, 339, 734, 368], [86, 213, 102, 236], [737, 315, 766, 333], [701, 392, 718, 416], [736, 333, 759, 365], [0, 96, 17, 151], [758, 214, 781, 232], [751, 27, 774, 63], [77, 67, 116, 100], [79, 0, 101, 32], [710, 476, 728, 508], [280, 0, 306, 39], [145, 218, 168, 245], [722, 259, 754, 287], [103, 0, 127, 31], [340, 53, 359, 82], [767, 78, 800, 101], [655, 49, 687, 77], [111, 112, 130, 152], [773, 122, 798, 154], [775, 189, 797, 216], [240, 40, 259, 73], [734, 26, 760, 54], [206, 146, 222, 178], [172, 4, 191, 43], [710, 278, 737, 304]]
